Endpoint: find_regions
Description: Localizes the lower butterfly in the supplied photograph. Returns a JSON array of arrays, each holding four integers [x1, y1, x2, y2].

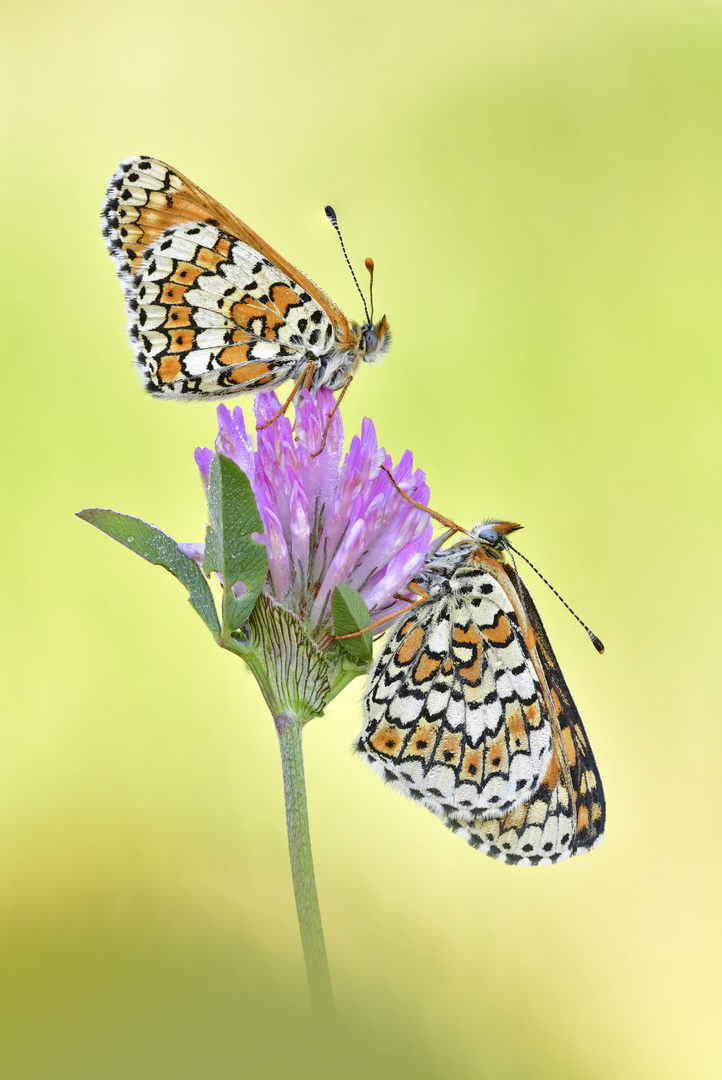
[[101, 156, 389, 411], [355, 514, 605, 866]]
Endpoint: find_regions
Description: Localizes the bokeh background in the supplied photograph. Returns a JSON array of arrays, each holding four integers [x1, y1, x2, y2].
[[2, 1, 721, 1077]]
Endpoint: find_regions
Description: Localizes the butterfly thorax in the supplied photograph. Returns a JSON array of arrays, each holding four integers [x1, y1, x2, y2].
[[312, 315, 389, 390], [411, 548, 496, 616], [419, 520, 521, 582], [417, 542, 475, 588]]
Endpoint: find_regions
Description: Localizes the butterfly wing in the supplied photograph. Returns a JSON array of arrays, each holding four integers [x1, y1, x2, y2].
[[520, 575, 606, 856], [102, 156, 355, 395], [442, 720, 579, 865], [359, 560, 554, 821], [443, 573, 605, 865], [125, 220, 340, 396], [102, 156, 348, 321]]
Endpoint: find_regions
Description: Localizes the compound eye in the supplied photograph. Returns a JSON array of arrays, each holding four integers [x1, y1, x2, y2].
[[477, 526, 499, 544], [363, 328, 378, 354]]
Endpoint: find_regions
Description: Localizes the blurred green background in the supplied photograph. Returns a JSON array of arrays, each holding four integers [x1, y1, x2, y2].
[[2, 1, 721, 1076]]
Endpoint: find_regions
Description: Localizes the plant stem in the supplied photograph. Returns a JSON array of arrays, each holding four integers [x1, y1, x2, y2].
[[275, 713, 334, 1017]]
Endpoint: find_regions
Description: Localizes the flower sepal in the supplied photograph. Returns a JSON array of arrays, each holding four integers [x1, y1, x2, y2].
[[238, 593, 331, 722], [223, 598, 371, 721]]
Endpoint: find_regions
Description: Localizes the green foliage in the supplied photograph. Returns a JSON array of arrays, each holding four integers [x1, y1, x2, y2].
[[332, 584, 373, 665], [76, 508, 220, 633], [77, 456, 269, 643], [202, 455, 268, 637]]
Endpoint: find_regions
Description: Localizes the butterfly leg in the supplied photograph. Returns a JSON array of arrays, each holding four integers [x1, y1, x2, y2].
[[380, 465, 465, 534], [256, 360, 316, 430], [336, 583, 430, 639], [310, 374, 354, 458]]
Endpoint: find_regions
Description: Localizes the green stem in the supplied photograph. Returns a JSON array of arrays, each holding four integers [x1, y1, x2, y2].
[[275, 713, 334, 1017]]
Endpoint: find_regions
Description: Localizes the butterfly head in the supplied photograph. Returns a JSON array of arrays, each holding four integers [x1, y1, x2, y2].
[[471, 520, 523, 551], [359, 256, 391, 364], [463, 521, 522, 570], [361, 315, 391, 364]]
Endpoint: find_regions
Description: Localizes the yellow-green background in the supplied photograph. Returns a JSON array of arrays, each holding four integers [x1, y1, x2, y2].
[[2, 1, 720, 1077]]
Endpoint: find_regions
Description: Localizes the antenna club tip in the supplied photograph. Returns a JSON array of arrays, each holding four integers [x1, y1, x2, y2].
[[364, 257, 375, 272], [591, 634, 605, 654], [324, 205, 337, 222]]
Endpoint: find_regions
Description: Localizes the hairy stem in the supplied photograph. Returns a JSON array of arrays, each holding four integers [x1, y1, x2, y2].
[[275, 713, 333, 1017]]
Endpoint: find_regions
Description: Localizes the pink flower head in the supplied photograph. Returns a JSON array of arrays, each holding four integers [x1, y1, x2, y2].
[[187, 389, 433, 647]]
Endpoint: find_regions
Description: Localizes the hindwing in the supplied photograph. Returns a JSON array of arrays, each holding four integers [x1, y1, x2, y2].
[[359, 563, 554, 821], [123, 221, 336, 396]]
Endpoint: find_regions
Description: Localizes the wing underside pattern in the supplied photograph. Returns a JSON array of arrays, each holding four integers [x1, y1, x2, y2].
[[359, 559, 605, 866], [129, 223, 335, 396], [360, 567, 554, 821], [101, 156, 354, 396]]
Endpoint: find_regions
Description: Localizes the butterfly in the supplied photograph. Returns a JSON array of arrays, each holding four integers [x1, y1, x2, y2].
[[101, 156, 390, 409], [356, 519, 605, 866]]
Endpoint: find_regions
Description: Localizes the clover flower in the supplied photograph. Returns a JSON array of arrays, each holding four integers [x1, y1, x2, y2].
[[79, 386, 434, 1015], [185, 387, 432, 652]]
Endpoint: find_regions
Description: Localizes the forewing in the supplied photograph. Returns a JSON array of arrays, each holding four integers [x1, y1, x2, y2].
[[127, 221, 337, 396], [102, 156, 347, 323], [358, 565, 554, 821], [102, 156, 354, 394], [520, 576, 606, 856], [442, 575, 605, 865]]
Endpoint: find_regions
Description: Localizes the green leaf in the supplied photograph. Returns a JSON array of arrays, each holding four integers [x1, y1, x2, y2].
[[76, 508, 220, 634], [203, 454, 268, 636], [332, 584, 373, 664]]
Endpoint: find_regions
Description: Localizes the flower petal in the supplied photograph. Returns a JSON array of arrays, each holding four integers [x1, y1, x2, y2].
[[309, 517, 367, 632], [289, 481, 310, 581], [195, 388, 435, 646], [215, 404, 256, 485], [261, 505, 291, 600]]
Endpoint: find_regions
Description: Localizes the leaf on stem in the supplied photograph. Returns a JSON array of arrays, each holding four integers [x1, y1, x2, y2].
[[203, 454, 268, 635], [76, 508, 220, 633]]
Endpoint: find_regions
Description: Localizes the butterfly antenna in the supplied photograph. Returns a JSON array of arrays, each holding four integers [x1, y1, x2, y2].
[[325, 205, 371, 324], [365, 257, 376, 322], [504, 541, 605, 654]]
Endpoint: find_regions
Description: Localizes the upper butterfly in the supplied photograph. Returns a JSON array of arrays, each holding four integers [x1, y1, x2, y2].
[[357, 521, 605, 866], [101, 156, 390, 400]]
